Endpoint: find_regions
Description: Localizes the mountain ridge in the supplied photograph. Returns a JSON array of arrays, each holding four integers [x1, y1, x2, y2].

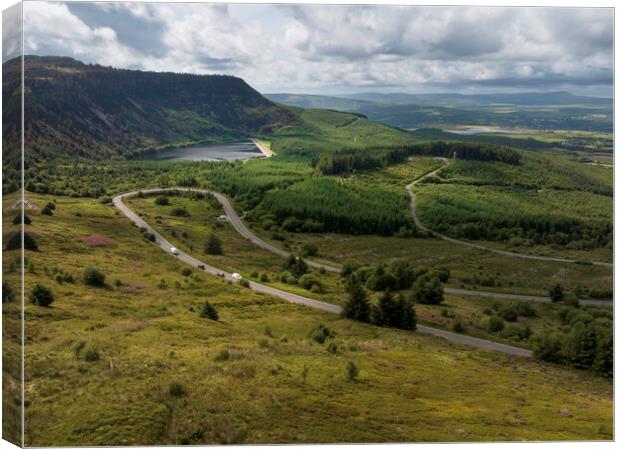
[[2, 55, 296, 162]]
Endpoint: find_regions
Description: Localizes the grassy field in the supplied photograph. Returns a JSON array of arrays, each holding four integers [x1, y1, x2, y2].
[[3, 192, 613, 445], [123, 190, 611, 353]]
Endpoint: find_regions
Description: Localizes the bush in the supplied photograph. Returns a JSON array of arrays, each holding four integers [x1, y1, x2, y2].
[[13, 214, 32, 225], [170, 207, 189, 217], [2, 282, 15, 303], [6, 231, 38, 251], [346, 361, 359, 381], [83, 267, 106, 287], [29, 283, 54, 307], [411, 275, 444, 305], [239, 279, 250, 288], [260, 273, 270, 282], [214, 349, 230, 362], [180, 267, 192, 276], [155, 196, 170, 205], [204, 234, 223, 255], [499, 307, 518, 322], [84, 348, 100, 362], [301, 243, 318, 257], [283, 254, 308, 278], [452, 318, 465, 333], [341, 259, 362, 278], [250, 271, 259, 279], [199, 301, 219, 320], [299, 273, 320, 290], [309, 324, 335, 344], [41, 206, 53, 216], [325, 339, 338, 354], [549, 284, 564, 303], [45, 202, 56, 210], [98, 196, 112, 204], [485, 316, 505, 333], [500, 324, 531, 341], [169, 381, 187, 397]]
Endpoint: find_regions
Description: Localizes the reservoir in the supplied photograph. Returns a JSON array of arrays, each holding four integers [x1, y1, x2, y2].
[[444, 126, 539, 135], [149, 141, 264, 161]]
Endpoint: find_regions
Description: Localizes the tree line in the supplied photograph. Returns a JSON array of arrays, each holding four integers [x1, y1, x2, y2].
[[314, 141, 522, 175]]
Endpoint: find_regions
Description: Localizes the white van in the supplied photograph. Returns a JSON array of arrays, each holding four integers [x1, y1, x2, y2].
[[170, 247, 179, 255], [231, 273, 242, 281]]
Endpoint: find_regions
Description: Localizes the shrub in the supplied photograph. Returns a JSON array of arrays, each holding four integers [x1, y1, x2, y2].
[[346, 361, 359, 381], [155, 196, 170, 205], [6, 231, 38, 251], [41, 206, 53, 216], [13, 214, 32, 225], [309, 324, 335, 344], [98, 196, 112, 204], [45, 202, 56, 210], [180, 267, 192, 276], [325, 339, 338, 354], [283, 254, 308, 278], [452, 318, 465, 333], [214, 349, 230, 362], [499, 306, 518, 322], [83, 267, 106, 287], [145, 233, 156, 242], [84, 348, 100, 362], [299, 273, 320, 290], [260, 273, 270, 282], [170, 207, 189, 217], [29, 283, 54, 307], [485, 316, 505, 333], [257, 338, 270, 348], [204, 234, 223, 255], [169, 381, 187, 397], [500, 324, 531, 341], [199, 301, 219, 321], [411, 275, 444, 305], [2, 282, 15, 303], [549, 284, 564, 303], [341, 259, 362, 278], [301, 243, 318, 257], [239, 279, 250, 288], [250, 271, 259, 278], [286, 276, 298, 285]]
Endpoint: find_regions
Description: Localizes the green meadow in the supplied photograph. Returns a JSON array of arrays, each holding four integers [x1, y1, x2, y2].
[[2, 193, 613, 445]]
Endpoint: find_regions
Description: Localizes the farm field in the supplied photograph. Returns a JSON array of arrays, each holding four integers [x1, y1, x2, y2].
[[2, 192, 613, 445]]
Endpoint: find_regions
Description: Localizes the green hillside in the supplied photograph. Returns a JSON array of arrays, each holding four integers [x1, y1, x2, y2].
[[2, 56, 296, 163]]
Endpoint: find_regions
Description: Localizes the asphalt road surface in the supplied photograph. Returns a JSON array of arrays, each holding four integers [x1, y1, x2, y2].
[[113, 189, 533, 357]]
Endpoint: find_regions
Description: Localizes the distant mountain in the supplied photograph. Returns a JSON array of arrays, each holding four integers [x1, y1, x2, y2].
[[342, 91, 612, 107], [3, 56, 296, 161], [267, 93, 612, 132]]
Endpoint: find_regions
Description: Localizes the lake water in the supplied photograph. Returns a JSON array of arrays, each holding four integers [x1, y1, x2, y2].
[[150, 141, 264, 161], [445, 127, 539, 135]]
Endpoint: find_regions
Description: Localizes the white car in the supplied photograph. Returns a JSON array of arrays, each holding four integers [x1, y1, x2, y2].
[[170, 247, 179, 255], [231, 273, 242, 281]]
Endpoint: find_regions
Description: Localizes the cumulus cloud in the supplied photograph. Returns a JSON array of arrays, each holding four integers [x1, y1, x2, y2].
[[19, 3, 613, 96]]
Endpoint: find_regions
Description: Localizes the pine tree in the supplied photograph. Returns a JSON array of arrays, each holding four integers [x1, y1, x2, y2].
[[204, 234, 223, 255], [549, 284, 564, 303], [199, 301, 219, 321], [342, 276, 371, 322]]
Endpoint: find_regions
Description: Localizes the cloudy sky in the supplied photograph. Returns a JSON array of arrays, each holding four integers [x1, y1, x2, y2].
[[5, 2, 614, 96]]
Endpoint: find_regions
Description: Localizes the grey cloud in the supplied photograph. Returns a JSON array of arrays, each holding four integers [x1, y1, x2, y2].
[[2, 3, 21, 62], [67, 2, 169, 58]]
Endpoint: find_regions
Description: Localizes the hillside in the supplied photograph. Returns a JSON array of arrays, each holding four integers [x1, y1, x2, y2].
[[2, 56, 296, 162], [267, 93, 613, 133]]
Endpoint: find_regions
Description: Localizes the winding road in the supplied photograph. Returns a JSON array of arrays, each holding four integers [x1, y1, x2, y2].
[[113, 188, 533, 357], [406, 158, 613, 268]]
